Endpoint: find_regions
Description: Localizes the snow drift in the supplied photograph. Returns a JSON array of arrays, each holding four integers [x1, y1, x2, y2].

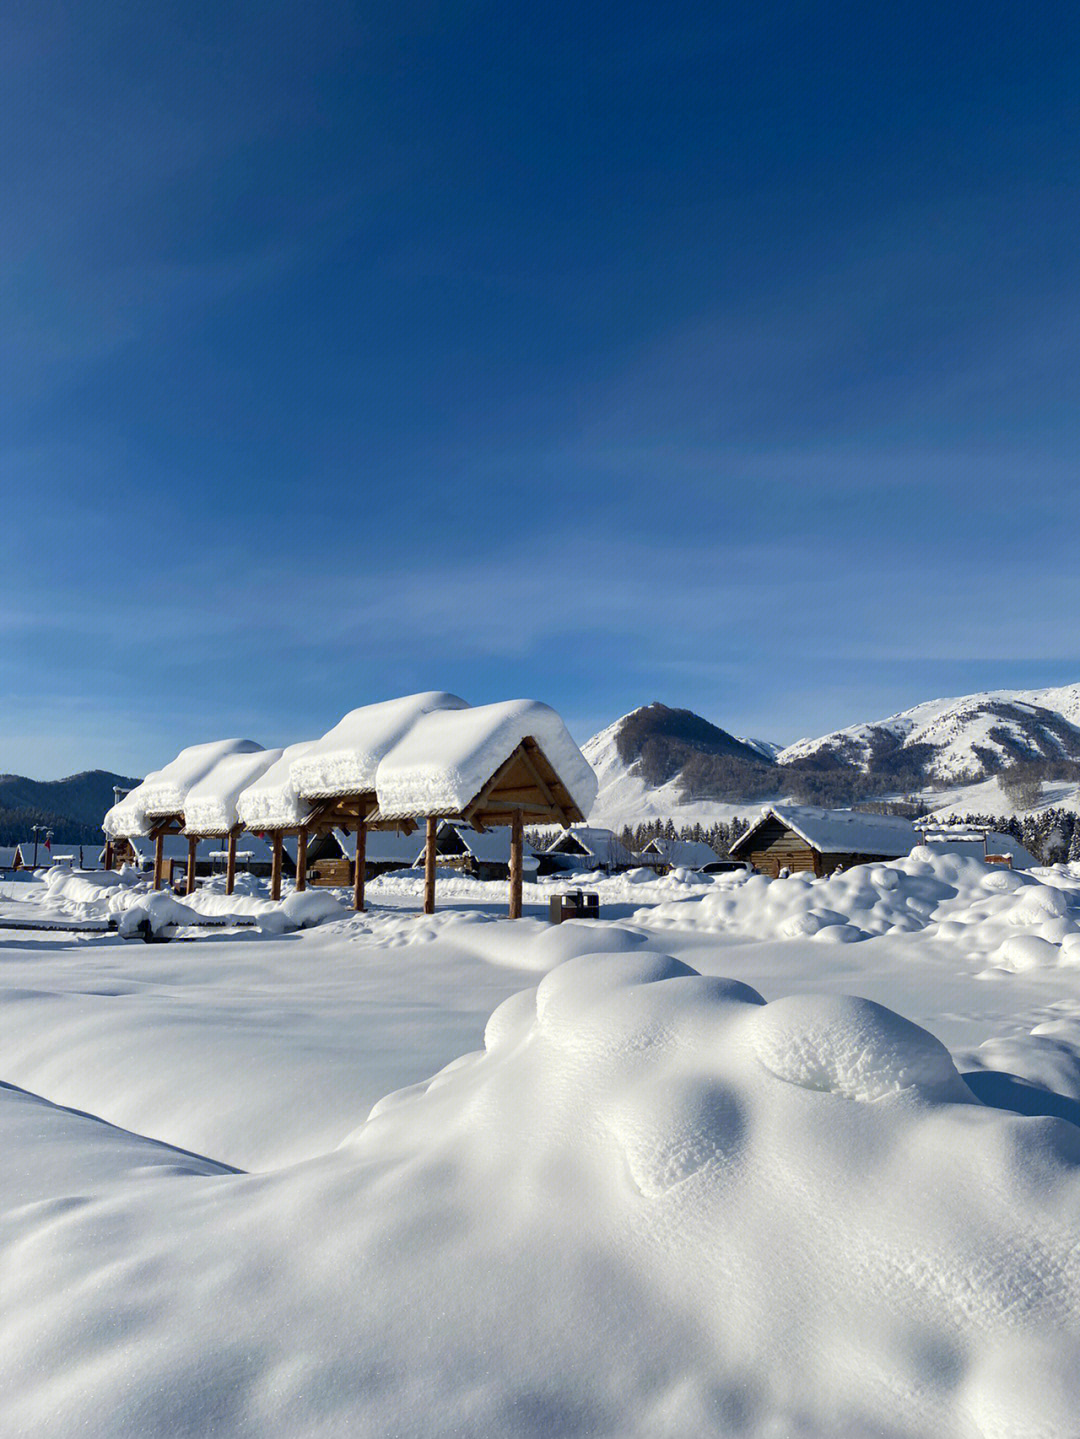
[[4, 946, 1080, 1437]]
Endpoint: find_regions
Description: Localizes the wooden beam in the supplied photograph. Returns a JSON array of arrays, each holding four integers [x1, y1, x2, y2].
[[271, 832, 283, 901], [423, 816, 437, 916], [518, 741, 570, 826], [508, 808, 523, 919], [295, 827, 308, 892], [353, 820, 367, 911], [225, 831, 237, 895], [186, 836, 198, 896], [153, 833, 164, 891], [103, 841, 114, 872]]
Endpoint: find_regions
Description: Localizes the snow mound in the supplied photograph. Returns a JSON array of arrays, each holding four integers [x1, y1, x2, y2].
[[236, 740, 320, 830], [116, 890, 202, 938], [182, 746, 283, 834], [105, 739, 264, 835], [749, 993, 966, 1102], [5, 950, 1080, 1435], [287, 691, 470, 798], [639, 848, 1080, 967]]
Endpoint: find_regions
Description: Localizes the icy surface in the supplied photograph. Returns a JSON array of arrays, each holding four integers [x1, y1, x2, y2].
[[375, 698, 598, 816], [287, 691, 470, 798]]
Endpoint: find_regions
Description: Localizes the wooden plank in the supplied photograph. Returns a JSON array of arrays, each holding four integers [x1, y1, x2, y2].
[[353, 820, 366, 911], [423, 816, 437, 916], [271, 832, 283, 901], [153, 833, 164, 891], [225, 831, 237, 895], [186, 836, 198, 896], [295, 827, 308, 892], [508, 809, 523, 919]]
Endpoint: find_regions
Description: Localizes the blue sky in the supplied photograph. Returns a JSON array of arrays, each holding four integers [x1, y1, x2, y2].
[[4, 0, 1080, 777]]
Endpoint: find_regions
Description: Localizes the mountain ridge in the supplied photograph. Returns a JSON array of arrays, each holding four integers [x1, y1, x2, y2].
[[584, 685, 1080, 830]]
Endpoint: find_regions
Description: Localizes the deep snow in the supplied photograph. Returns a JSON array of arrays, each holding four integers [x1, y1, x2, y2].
[[4, 855, 1080, 1435]]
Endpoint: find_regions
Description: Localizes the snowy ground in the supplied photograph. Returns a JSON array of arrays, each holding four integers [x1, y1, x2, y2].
[[4, 855, 1080, 1436]]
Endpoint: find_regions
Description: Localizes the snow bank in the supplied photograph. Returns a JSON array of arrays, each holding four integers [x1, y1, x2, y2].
[[182, 746, 283, 834], [8, 951, 1080, 1435], [375, 698, 598, 816], [116, 890, 203, 938], [641, 846, 1080, 967], [287, 691, 470, 798]]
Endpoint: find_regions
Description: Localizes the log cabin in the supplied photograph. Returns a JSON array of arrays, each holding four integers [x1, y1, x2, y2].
[[729, 805, 918, 878]]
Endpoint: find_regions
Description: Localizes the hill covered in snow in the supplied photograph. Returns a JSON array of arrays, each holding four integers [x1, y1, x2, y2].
[[584, 687, 1080, 831], [779, 684, 1080, 783]]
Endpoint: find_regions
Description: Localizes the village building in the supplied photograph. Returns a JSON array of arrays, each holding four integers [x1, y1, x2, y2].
[[541, 826, 638, 873], [729, 804, 918, 878], [306, 829, 424, 886], [638, 836, 720, 872]]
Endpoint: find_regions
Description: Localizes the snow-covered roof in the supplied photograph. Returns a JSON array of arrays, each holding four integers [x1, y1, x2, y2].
[[544, 826, 636, 866], [289, 693, 470, 800], [640, 837, 720, 869], [183, 748, 284, 835], [730, 805, 919, 858], [437, 821, 537, 865], [332, 828, 425, 866], [236, 742, 321, 832], [919, 829, 1038, 871], [104, 739, 265, 836], [374, 700, 597, 819]]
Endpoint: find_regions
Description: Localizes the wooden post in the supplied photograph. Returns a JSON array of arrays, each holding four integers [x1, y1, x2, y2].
[[225, 831, 237, 895], [186, 836, 198, 895], [295, 826, 308, 892], [423, 816, 437, 916], [153, 833, 164, 891], [104, 841, 114, 871], [509, 808, 523, 919], [271, 832, 283, 901], [353, 821, 367, 912]]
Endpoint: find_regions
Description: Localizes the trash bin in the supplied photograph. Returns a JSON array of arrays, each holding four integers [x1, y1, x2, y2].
[[549, 890, 600, 923]]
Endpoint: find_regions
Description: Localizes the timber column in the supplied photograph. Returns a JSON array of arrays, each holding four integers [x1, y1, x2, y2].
[[271, 832, 283, 901], [186, 836, 198, 895], [225, 831, 237, 895], [295, 827, 308, 893], [508, 808, 523, 919], [353, 821, 367, 912], [153, 833, 165, 891], [423, 816, 437, 915]]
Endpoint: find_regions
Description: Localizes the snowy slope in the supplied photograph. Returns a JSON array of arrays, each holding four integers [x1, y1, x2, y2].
[[780, 684, 1080, 782], [583, 708, 786, 830]]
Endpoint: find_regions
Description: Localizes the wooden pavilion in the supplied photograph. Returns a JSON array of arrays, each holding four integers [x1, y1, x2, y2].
[[102, 695, 598, 919]]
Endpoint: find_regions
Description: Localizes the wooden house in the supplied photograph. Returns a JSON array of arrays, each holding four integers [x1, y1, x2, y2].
[[419, 821, 539, 881], [729, 805, 918, 878], [638, 837, 720, 873], [541, 826, 637, 874], [307, 829, 424, 886]]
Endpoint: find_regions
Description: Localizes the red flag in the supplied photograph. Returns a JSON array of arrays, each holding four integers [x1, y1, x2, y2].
[[45, 835, 51, 852]]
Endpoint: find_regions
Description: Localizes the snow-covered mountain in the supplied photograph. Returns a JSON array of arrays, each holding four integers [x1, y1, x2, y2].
[[583, 686, 1080, 830], [779, 684, 1080, 782], [583, 703, 787, 830]]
